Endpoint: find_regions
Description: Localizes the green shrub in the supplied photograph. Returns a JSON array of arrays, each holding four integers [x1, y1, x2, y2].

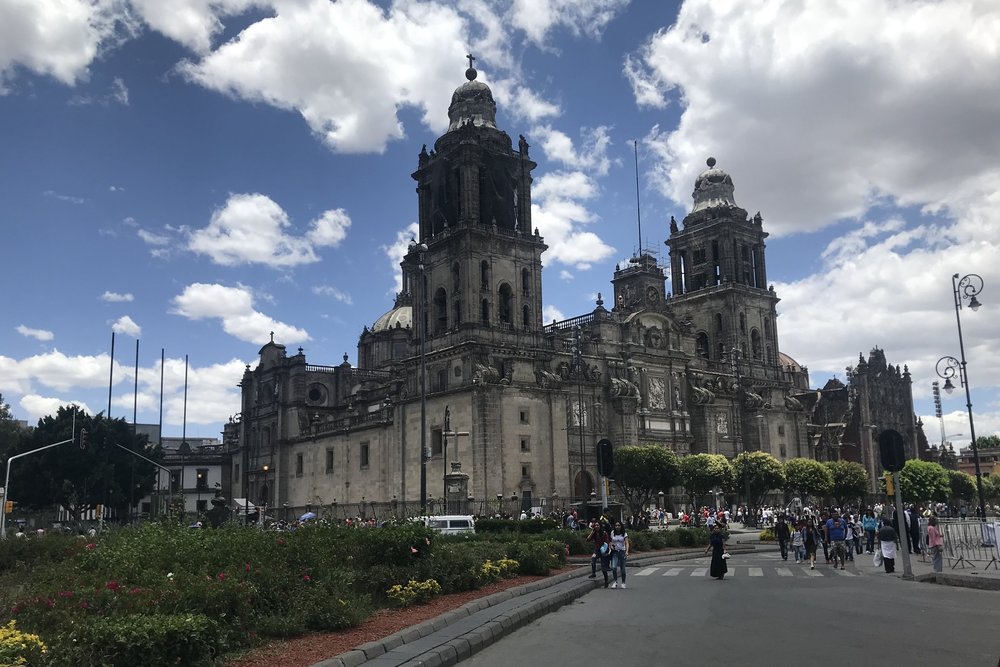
[[46, 614, 224, 667], [0, 619, 47, 666], [474, 518, 558, 534], [759, 528, 776, 541], [505, 539, 564, 575], [386, 579, 442, 607]]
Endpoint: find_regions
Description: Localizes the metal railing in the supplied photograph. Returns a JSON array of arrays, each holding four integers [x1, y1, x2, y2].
[[940, 519, 1000, 569]]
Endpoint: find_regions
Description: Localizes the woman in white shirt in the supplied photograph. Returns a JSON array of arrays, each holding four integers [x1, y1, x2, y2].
[[609, 521, 630, 589]]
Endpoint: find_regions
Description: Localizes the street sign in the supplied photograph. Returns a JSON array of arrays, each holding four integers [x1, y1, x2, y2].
[[878, 429, 907, 472], [596, 438, 614, 476]]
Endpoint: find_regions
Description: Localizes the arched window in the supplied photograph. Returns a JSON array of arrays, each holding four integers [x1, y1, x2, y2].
[[452, 262, 461, 292], [522, 304, 530, 330], [714, 313, 724, 332], [481, 299, 489, 325], [765, 345, 773, 364], [739, 312, 746, 333], [453, 299, 461, 327], [696, 333, 710, 359], [521, 268, 530, 297], [480, 260, 489, 291], [716, 342, 725, 360], [498, 284, 513, 324], [433, 287, 448, 334], [763, 317, 772, 339], [751, 329, 762, 360]]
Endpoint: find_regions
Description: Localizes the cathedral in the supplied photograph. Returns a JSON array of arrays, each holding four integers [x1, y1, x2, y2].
[[227, 63, 917, 516]]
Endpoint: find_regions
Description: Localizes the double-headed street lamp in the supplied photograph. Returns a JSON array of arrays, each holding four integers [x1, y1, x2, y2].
[[936, 272, 986, 521]]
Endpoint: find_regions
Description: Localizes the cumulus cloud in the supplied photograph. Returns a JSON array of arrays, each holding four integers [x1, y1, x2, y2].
[[101, 291, 134, 302], [534, 124, 615, 176], [16, 325, 54, 342], [531, 171, 615, 269], [0, 0, 124, 90], [509, 0, 630, 46], [313, 285, 353, 305], [128, 0, 258, 53], [382, 222, 420, 294], [0, 350, 115, 393], [188, 193, 350, 267], [171, 282, 309, 344], [542, 304, 566, 325], [111, 315, 141, 337], [19, 395, 92, 422]]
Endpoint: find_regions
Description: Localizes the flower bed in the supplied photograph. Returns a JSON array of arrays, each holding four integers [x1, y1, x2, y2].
[[0, 523, 565, 666]]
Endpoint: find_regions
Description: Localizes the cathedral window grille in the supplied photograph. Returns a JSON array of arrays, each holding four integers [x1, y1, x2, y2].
[[739, 312, 746, 333], [693, 248, 706, 265], [295, 453, 303, 477], [716, 341, 725, 360], [434, 288, 448, 334], [452, 262, 461, 292], [480, 299, 489, 325], [325, 448, 334, 474], [764, 317, 772, 339], [751, 329, 762, 360], [696, 333, 710, 359], [453, 299, 461, 327], [521, 268, 530, 296], [480, 260, 489, 291], [360, 442, 370, 468], [765, 345, 773, 364], [522, 304, 530, 330], [498, 284, 513, 324], [714, 313, 724, 332]]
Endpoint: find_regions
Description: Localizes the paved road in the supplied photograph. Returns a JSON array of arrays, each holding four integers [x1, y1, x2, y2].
[[463, 551, 1000, 666]]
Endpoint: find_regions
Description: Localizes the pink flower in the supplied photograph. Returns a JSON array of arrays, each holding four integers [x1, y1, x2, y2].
[[85, 543, 97, 550], [105, 581, 120, 592], [302, 574, 311, 581], [129, 587, 142, 595], [79, 601, 90, 610], [411, 547, 419, 554], [244, 563, 251, 573], [58, 591, 73, 598], [217, 572, 227, 581]]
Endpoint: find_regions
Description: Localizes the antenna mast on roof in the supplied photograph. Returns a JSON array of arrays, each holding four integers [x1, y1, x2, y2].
[[634, 139, 642, 257]]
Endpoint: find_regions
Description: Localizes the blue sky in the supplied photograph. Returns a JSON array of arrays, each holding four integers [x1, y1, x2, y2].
[[1, 0, 998, 450]]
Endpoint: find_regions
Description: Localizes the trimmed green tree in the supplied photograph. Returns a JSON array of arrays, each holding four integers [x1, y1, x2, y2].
[[825, 460, 870, 508], [732, 451, 785, 507], [895, 459, 950, 504], [612, 445, 681, 517], [948, 469, 978, 503], [783, 458, 833, 502], [679, 453, 734, 509]]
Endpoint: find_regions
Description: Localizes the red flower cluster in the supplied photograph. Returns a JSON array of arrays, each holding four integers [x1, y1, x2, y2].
[[58, 591, 73, 598], [105, 581, 120, 592], [217, 572, 227, 581], [85, 543, 97, 550]]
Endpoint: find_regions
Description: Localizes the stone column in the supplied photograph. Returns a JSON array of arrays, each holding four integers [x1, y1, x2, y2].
[[445, 462, 470, 514]]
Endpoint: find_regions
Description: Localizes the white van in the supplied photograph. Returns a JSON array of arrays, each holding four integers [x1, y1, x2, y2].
[[424, 515, 476, 535]]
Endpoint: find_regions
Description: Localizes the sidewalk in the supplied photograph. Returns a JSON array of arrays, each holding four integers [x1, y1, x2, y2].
[[311, 545, 763, 667]]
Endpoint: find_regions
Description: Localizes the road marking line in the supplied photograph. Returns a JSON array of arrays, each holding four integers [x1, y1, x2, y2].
[[636, 567, 659, 576], [692, 567, 708, 577], [775, 567, 793, 576], [802, 567, 823, 577], [748, 567, 764, 576], [663, 568, 683, 576]]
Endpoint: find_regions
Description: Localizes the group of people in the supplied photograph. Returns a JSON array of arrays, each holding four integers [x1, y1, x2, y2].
[[585, 518, 631, 589]]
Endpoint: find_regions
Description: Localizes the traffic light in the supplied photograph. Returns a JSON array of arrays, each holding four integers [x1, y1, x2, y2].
[[596, 439, 614, 476], [883, 472, 895, 496], [878, 429, 906, 472], [79, 428, 87, 450], [3, 501, 12, 514]]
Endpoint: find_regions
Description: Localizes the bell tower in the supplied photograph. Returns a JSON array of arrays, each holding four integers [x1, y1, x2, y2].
[[402, 58, 547, 346], [665, 158, 780, 366]]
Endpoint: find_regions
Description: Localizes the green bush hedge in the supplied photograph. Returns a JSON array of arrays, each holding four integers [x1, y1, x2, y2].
[[474, 518, 559, 534]]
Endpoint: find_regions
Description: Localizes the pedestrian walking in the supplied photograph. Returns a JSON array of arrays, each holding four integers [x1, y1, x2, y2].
[[609, 521, 630, 589], [803, 518, 822, 569], [825, 510, 849, 570], [862, 509, 878, 553], [927, 515, 944, 573], [705, 524, 729, 580], [878, 519, 898, 573], [774, 515, 791, 561], [791, 520, 806, 563], [586, 520, 605, 579]]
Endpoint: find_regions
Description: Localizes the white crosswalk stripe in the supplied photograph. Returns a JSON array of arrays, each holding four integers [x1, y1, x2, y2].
[[776, 567, 793, 576], [748, 567, 764, 577], [663, 568, 683, 576], [622, 563, 859, 578], [803, 567, 823, 577], [691, 568, 708, 577], [635, 567, 658, 576], [833, 568, 857, 576]]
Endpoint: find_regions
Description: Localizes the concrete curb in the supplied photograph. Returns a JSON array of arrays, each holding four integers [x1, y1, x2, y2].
[[310, 545, 764, 667], [915, 571, 1000, 591]]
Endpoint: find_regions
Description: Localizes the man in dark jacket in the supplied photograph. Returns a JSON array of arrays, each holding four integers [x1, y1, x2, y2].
[[774, 515, 791, 560]]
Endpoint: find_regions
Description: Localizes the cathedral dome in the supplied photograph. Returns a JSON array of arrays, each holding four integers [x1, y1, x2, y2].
[[447, 65, 497, 132], [691, 157, 737, 212], [371, 305, 411, 332]]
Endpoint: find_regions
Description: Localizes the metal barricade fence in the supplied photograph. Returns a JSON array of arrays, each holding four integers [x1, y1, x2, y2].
[[940, 520, 1000, 570]]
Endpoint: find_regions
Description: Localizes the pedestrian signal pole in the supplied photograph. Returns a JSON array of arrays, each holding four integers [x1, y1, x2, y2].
[[879, 429, 913, 580]]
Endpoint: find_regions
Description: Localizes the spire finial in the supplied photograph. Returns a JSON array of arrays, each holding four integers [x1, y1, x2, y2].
[[465, 53, 477, 80], [269, 331, 274, 342], [706, 157, 716, 168]]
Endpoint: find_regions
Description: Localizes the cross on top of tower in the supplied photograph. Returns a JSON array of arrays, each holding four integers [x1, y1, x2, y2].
[[465, 53, 477, 80]]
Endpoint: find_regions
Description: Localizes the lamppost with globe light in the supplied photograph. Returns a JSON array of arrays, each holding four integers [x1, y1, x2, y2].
[[936, 272, 986, 520]]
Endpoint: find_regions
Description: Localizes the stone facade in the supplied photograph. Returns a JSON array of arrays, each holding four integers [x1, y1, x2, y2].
[[226, 64, 913, 514]]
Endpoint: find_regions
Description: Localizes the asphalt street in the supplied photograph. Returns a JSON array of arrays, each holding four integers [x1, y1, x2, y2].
[[462, 551, 1000, 666]]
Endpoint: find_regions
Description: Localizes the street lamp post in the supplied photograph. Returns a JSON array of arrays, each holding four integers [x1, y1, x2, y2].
[[416, 243, 429, 515], [261, 464, 269, 523], [937, 272, 987, 521], [572, 326, 586, 501], [730, 348, 755, 528]]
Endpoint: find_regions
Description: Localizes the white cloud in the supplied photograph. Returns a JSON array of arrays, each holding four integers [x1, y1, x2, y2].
[[110, 76, 128, 104], [128, 0, 258, 53], [0, 350, 115, 393], [531, 170, 615, 270], [19, 395, 91, 422], [0, 0, 124, 90], [382, 222, 420, 294], [16, 325, 54, 342], [137, 228, 170, 246], [542, 304, 566, 325], [559, 270, 573, 281], [171, 282, 310, 344], [313, 285, 353, 305], [628, 0, 1000, 238], [180, 0, 472, 153], [533, 124, 615, 176], [111, 315, 141, 337], [509, 0, 630, 46], [101, 290, 134, 302], [43, 189, 84, 204], [189, 193, 350, 267], [109, 185, 124, 192]]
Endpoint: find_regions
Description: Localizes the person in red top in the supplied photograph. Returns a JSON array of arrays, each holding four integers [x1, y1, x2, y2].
[[587, 520, 612, 587], [927, 515, 944, 572]]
